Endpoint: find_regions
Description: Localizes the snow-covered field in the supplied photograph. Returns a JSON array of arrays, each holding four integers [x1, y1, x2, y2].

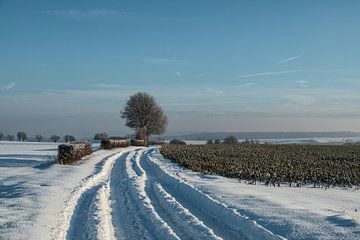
[[178, 137, 360, 145], [1, 142, 360, 239]]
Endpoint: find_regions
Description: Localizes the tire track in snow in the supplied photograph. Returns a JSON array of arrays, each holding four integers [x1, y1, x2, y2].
[[151, 182, 223, 240], [129, 149, 222, 240], [94, 182, 115, 240], [110, 150, 180, 240], [56, 147, 285, 240], [54, 151, 123, 240], [141, 148, 285, 240]]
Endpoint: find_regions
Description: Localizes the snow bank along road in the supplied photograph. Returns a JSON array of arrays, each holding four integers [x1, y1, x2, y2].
[[55, 147, 283, 240]]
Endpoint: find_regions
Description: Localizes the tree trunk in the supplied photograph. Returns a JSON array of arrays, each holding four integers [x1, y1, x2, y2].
[[144, 135, 149, 147]]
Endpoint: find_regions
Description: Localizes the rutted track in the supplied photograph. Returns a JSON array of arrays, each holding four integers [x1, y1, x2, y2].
[[53, 150, 126, 240], [110, 150, 179, 240], [140, 149, 283, 240], [57, 147, 284, 240]]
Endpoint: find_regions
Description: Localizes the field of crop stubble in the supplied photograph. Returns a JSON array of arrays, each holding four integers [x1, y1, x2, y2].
[[160, 144, 360, 188]]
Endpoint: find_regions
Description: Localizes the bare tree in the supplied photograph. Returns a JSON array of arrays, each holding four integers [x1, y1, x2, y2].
[[64, 135, 76, 143], [6, 135, 15, 141], [223, 135, 239, 144], [35, 134, 43, 142], [121, 92, 167, 147], [0, 132, 3, 141], [94, 132, 109, 141], [50, 135, 60, 143], [17, 131, 27, 142]]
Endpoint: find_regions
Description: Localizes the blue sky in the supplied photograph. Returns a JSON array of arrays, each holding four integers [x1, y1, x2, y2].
[[1, 0, 360, 137]]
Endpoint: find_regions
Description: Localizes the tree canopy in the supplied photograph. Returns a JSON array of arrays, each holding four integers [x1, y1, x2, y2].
[[223, 135, 239, 144], [50, 135, 60, 143], [35, 134, 43, 142], [94, 132, 109, 141], [121, 92, 167, 146], [64, 135, 76, 143], [17, 131, 27, 142]]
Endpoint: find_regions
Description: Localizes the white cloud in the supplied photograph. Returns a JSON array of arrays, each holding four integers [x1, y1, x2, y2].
[[297, 80, 309, 87], [238, 82, 254, 88], [236, 69, 301, 78], [1, 82, 16, 91], [277, 55, 302, 64]]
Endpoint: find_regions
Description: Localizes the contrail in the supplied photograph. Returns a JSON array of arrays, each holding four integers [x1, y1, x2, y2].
[[277, 55, 302, 64], [236, 69, 301, 78]]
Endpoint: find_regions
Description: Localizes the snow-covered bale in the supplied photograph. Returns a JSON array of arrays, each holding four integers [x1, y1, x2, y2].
[[101, 139, 130, 149], [58, 142, 92, 164], [131, 139, 145, 146]]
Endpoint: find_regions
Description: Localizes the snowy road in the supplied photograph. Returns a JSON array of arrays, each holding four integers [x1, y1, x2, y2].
[[2, 143, 360, 240], [57, 148, 282, 240]]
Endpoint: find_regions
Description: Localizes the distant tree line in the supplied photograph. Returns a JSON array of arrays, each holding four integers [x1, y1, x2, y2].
[[17, 131, 27, 141], [50, 135, 60, 142], [0, 131, 136, 144], [0, 131, 77, 143], [169, 139, 186, 145], [1, 92, 168, 147], [167, 136, 253, 145], [206, 136, 260, 145]]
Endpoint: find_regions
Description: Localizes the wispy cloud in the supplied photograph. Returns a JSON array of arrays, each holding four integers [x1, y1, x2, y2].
[[92, 83, 134, 89], [236, 69, 301, 78], [110, 55, 138, 59], [193, 88, 223, 97], [238, 82, 254, 88], [1, 82, 16, 91], [284, 94, 316, 106], [297, 80, 309, 87], [145, 57, 189, 66], [206, 88, 223, 96], [277, 55, 302, 64], [45, 9, 125, 18], [110, 55, 191, 66], [172, 70, 182, 77]]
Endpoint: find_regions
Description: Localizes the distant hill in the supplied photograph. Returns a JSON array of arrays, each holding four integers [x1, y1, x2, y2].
[[166, 131, 360, 140]]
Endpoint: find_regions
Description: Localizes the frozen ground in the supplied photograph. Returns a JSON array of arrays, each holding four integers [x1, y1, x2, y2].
[[0, 142, 360, 239], [0, 141, 105, 240], [150, 149, 360, 239]]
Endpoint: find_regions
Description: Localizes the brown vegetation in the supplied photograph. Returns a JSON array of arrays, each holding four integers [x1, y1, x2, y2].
[[160, 144, 360, 188], [130, 139, 145, 146], [101, 139, 130, 149], [58, 142, 92, 164]]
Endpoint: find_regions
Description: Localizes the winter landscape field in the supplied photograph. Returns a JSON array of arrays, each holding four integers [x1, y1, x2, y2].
[[2, 1, 360, 239], [1, 141, 360, 240]]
